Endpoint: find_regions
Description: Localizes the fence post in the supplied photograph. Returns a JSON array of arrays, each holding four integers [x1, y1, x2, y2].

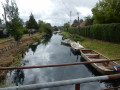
[[75, 84, 80, 90]]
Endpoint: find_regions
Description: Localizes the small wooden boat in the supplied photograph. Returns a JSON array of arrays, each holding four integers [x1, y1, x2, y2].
[[80, 49, 116, 75], [61, 39, 73, 46], [71, 42, 84, 53]]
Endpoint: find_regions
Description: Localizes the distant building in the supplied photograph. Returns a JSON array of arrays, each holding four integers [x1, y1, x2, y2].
[[79, 21, 87, 27], [72, 21, 87, 28]]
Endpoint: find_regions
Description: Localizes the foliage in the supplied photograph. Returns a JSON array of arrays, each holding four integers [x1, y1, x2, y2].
[[2, 0, 24, 41], [2, 0, 19, 22], [33, 37, 41, 43], [38, 21, 52, 35], [80, 19, 83, 24], [38, 20, 44, 28], [7, 18, 23, 41], [0, 18, 2, 24], [63, 23, 70, 31], [54, 26, 58, 31], [72, 19, 83, 27], [0, 31, 3, 38], [72, 19, 79, 27], [63, 23, 120, 43], [26, 13, 38, 30], [85, 15, 94, 26], [22, 27, 28, 34], [92, 0, 120, 24]]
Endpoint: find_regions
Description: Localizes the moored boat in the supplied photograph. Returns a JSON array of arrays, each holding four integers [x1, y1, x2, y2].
[[80, 49, 116, 75], [71, 42, 84, 53], [61, 39, 73, 46]]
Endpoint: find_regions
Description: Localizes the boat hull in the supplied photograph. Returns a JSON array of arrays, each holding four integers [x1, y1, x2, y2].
[[80, 50, 115, 75]]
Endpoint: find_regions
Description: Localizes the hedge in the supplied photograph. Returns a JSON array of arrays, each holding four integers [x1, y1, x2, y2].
[[64, 23, 120, 43]]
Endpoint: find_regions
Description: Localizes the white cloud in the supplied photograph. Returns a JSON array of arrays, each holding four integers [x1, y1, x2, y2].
[[75, 7, 92, 17], [0, 0, 99, 26]]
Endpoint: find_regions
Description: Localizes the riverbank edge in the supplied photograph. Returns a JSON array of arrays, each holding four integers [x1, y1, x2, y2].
[[0, 33, 44, 87], [62, 32, 120, 63]]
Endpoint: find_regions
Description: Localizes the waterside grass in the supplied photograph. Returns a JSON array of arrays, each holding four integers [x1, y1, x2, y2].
[[62, 32, 120, 64]]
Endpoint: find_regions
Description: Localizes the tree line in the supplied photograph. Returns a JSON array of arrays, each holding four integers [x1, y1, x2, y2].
[[0, 0, 52, 41]]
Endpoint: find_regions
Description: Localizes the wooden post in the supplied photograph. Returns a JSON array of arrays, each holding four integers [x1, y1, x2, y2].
[[75, 84, 80, 90]]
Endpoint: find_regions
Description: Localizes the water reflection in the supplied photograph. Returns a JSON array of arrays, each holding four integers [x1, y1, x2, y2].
[[29, 43, 39, 54], [70, 48, 80, 62], [42, 37, 51, 46], [13, 69, 24, 86], [5, 34, 120, 90]]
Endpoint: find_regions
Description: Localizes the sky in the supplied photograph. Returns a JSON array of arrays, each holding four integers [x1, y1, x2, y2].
[[0, 0, 99, 26]]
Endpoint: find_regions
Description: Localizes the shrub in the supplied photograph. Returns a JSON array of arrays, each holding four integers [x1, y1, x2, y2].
[[63, 23, 120, 43]]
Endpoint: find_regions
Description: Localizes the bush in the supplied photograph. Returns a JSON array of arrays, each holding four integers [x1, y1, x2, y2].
[[63, 23, 120, 43], [0, 30, 3, 38], [34, 37, 41, 43]]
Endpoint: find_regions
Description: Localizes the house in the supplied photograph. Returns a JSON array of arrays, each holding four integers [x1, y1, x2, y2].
[[79, 21, 87, 27]]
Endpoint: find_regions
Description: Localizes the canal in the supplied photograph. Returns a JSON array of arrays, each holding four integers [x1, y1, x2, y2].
[[5, 34, 120, 90]]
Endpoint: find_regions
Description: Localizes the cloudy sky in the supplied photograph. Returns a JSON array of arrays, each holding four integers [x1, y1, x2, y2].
[[0, 0, 99, 26]]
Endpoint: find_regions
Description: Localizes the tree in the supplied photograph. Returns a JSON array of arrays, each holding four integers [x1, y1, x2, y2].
[[54, 26, 58, 31], [79, 19, 83, 24], [64, 23, 70, 31], [0, 18, 2, 24], [26, 13, 38, 30], [72, 19, 79, 27], [2, 0, 23, 41], [72, 19, 83, 27], [38, 20, 44, 28], [85, 15, 94, 26], [92, 0, 120, 24]]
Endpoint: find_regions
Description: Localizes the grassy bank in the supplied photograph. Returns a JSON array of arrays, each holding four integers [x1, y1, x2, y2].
[[0, 33, 44, 87], [62, 32, 120, 63]]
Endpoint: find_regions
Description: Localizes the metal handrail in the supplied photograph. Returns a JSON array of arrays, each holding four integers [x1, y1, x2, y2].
[[0, 59, 120, 70], [0, 74, 120, 90]]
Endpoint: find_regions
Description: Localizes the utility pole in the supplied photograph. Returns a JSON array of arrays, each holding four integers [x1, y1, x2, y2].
[[77, 12, 79, 25], [69, 11, 72, 26]]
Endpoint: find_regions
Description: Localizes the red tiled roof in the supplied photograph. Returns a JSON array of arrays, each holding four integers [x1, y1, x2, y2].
[[79, 21, 87, 27]]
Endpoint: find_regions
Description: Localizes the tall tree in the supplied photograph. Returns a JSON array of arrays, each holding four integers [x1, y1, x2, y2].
[[2, 0, 23, 41], [92, 0, 120, 24], [26, 13, 38, 30], [85, 15, 94, 26], [64, 22, 70, 31], [79, 19, 83, 24], [72, 19, 79, 27]]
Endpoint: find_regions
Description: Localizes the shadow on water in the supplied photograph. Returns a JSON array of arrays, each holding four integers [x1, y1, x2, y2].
[[70, 48, 80, 62], [80, 57, 102, 76], [11, 69, 25, 86], [42, 37, 51, 46], [29, 35, 52, 54], [29, 43, 39, 54]]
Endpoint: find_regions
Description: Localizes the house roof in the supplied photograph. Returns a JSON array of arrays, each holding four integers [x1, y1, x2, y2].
[[79, 21, 87, 27], [0, 24, 6, 28]]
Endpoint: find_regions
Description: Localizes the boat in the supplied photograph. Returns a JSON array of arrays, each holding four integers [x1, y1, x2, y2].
[[71, 42, 84, 53], [61, 39, 73, 46], [80, 49, 116, 75]]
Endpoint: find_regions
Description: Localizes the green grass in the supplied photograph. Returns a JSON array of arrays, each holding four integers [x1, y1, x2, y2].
[[62, 32, 120, 64], [0, 37, 13, 42], [33, 37, 41, 43]]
